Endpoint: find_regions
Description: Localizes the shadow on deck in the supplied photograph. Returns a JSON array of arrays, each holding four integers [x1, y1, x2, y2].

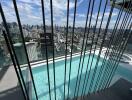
[[0, 65, 9, 80], [0, 85, 24, 100], [74, 78, 132, 100]]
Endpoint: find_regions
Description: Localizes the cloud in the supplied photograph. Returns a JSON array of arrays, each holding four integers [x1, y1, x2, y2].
[[0, 0, 120, 29], [27, 15, 41, 20], [70, 13, 86, 18], [92, 13, 102, 20], [0, 1, 16, 22], [18, 0, 41, 6], [104, 12, 118, 17], [0, 0, 91, 26]]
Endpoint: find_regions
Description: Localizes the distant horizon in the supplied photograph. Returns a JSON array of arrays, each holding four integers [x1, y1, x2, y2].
[[1, 21, 132, 30]]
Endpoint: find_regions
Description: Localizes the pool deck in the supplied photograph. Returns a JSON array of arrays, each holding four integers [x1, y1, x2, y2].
[[75, 78, 132, 100], [21, 47, 107, 69], [0, 65, 18, 92], [0, 85, 24, 100], [0, 65, 25, 100]]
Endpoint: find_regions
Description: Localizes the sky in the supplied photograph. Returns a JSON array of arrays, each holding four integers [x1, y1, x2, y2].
[[0, 0, 123, 28]]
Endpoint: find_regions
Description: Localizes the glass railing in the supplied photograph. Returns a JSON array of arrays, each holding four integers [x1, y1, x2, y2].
[[0, 0, 132, 100]]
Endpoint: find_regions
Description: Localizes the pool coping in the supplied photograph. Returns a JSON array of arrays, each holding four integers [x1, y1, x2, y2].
[[20, 47, 107, 70]]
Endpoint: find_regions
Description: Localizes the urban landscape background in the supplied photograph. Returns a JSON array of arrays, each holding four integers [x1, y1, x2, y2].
[[0, 22, 132, 66]]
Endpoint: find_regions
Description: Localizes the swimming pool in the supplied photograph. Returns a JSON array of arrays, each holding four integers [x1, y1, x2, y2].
[[25, 54, 132, 100], [30, 54, 103, 100]]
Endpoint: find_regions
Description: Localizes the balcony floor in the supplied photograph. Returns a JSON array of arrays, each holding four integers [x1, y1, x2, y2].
[[75, 78, 132, 100]]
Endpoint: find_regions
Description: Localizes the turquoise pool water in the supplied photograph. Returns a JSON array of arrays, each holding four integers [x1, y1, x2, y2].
[[31, 54, 103, 100], [29, 54, 132, 100]]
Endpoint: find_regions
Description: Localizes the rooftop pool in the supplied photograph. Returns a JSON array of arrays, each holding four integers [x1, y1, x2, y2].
[[23, 54, 132, 100]]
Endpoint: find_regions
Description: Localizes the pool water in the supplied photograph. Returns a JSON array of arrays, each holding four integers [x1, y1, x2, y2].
[[28, 54, 132, 100], [30, 54, 103, 100]]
